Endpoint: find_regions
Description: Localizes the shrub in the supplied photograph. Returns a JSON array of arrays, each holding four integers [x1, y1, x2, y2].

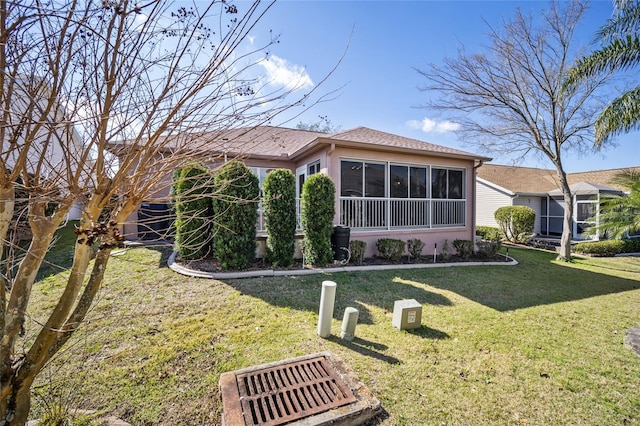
[[475, 240, 502, 259], [574, 238, 640, 257], [212, 160, 260, 270], [172, 162, 214, 259], [476, 225, 503, 242], [376, 238, 405, 262], [349, 240, 367, 265], [301, 174, 335, 266], [453, 239, 473, 260], [494, 206, 535, 243], [263, 168, 296, 267], [441, 239, 451, 261], [623, 238, 640, 253], [406, 238, 425, 260]]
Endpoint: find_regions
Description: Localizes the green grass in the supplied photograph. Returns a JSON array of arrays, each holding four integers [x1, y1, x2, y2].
[[26, 246, 640, 425]]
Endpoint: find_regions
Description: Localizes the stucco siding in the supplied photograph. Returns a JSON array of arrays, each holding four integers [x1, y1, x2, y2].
[[475, 180, 512, 228]]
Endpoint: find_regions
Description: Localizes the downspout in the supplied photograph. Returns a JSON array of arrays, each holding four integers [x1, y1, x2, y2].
[[327, 143, 337, 225]]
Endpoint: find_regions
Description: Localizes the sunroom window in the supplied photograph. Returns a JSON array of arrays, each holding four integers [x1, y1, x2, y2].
[[340, 159, 466, 229]]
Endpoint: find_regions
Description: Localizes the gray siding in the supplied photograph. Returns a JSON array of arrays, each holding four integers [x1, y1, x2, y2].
[[513, 196, 543, 234], [476, 180, 512, 228]]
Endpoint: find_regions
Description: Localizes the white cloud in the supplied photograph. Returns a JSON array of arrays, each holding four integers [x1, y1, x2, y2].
[[407, 118, 461, 134], [258, 55, 314, 91]]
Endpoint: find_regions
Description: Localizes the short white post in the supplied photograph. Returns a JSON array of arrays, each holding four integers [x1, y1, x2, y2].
[[317, 280, 337, 338], [340, 307, 359, 341]]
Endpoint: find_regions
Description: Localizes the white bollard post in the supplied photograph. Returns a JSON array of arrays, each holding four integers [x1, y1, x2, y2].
[[340, 307, 359, 341], [317, 280, 337, 338]]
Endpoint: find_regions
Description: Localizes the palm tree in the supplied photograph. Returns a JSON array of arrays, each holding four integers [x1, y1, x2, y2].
[[594, 170, 640, 239], [564, 0, 640, 146]]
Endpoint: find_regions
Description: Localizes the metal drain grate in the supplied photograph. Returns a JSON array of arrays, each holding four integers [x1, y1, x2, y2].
[[229, 355, 357, 426]]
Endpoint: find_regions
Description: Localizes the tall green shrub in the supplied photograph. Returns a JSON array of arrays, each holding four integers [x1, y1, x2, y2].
[[301, 174, 335, 266], [494, 205, 536, 243], [212, 160, 260, 270], [172, 163, 214, 259], [263, 168, 296, 267]]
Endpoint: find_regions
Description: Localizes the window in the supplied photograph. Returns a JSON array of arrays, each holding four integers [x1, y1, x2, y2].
[[307, 160, 320, 176], [339, 159, 466, 229], [250, 167, 274, 190], [341, 160, 363, 197], [410, 167, 427, 198], [431, 168, 464, 199], [390, 165, 408, 198], [390, 165, 428, 199], [365, 163, 385, 197], [340, 160, 386, 197]]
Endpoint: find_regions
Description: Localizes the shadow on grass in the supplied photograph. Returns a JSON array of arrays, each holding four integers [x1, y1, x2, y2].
[[223, 248, 640, 316], [407, 324, 450, 340], [327, 335, 401, 365], [398, 248, 640, 312], [226, 274, 453, 326]]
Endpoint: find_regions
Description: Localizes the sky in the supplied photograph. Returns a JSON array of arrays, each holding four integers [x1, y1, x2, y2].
[[239, 0, 639, 173]]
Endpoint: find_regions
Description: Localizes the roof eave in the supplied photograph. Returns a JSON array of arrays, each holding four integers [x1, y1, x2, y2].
[[294, 138, 491, 162]]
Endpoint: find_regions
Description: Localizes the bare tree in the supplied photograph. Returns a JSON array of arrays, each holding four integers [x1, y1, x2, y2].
[[416, 0, 608, 260], [0, 1, 330, 423]]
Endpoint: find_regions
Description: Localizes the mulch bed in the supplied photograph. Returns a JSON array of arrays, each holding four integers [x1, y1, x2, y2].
[[177, 253, 511, 273]]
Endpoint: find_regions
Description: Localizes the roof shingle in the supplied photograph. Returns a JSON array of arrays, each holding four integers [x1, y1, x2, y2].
[[477, 164, 640, 193]]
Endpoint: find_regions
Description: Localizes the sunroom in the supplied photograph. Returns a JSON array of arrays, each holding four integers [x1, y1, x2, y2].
[[338, 159, 467, 231]]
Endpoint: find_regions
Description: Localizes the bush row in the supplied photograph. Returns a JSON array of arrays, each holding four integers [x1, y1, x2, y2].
[[172, 160, 260, 269], [573, 238, 640, 257], [348, 237, 501, 264], [172, 162, 338, 269]]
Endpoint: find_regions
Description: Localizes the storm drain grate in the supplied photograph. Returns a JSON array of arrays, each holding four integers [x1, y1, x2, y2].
[[223, 355, 358, 426]]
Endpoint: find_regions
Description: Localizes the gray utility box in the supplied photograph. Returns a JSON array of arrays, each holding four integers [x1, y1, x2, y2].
[[392, 299, 422, 330]]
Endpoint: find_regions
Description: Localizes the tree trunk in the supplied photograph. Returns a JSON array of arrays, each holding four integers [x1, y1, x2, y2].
[[557, 170, 573, 261], [1, 372, 35, 426]]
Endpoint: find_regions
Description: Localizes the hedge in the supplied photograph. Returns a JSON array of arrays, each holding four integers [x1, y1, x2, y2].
[[171, 163, 214, 259], [212, 160, 260, 270], [300, 174, 335, 266], [263, 168, 297, 267], [573, 238, 640, 257]]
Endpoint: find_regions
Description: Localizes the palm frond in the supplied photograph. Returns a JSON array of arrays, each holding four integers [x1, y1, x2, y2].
[[592, 171, 640, 239], [594, 86, 640, 146], [565, 35, 640, 88], [597, 1, 640, 41]]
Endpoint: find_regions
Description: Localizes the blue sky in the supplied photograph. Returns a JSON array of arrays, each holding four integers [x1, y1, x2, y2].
[[243, 0, 639, 173]]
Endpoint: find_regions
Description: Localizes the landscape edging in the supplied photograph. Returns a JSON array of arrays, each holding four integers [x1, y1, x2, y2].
[[167, 251, 518, 280]]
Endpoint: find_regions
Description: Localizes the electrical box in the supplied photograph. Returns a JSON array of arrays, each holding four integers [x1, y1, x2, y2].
[[392, 299, 422, 330]]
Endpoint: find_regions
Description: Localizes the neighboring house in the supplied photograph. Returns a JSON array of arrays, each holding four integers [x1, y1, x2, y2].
[[112, 125, 491, 257], [476, 164, 638, 240], [5, 77, 87, 220]]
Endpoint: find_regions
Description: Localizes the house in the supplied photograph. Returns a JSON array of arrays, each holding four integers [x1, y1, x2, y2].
[[5, 77, 88, 221], [113, 126, 491, 257], [476, 164, 639, 240]]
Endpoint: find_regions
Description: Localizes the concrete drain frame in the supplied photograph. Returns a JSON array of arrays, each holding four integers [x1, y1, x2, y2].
[[220, 351, 381, 426]]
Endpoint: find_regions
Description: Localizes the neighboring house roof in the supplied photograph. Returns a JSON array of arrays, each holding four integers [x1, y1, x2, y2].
[[107, 125, 491, 162], [548, 181, 624, 196], [476, 165, 560, 195], [477, 164, 640, 195]]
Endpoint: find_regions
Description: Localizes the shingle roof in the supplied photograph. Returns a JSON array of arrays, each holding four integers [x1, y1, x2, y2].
[[477, 164, 640, 194], [325, 127, 489, 160], [108, 125, 490, 162]]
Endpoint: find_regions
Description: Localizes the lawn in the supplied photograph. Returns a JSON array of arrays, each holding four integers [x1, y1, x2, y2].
[[27, 245, 640, 425]]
